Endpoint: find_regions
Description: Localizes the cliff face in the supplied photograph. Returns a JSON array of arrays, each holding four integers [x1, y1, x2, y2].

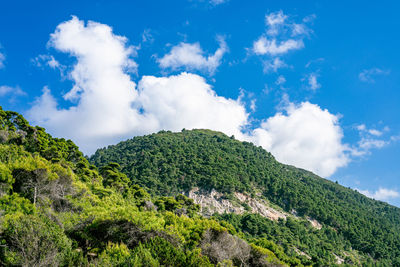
[[187, 188, 286, 220], [186, 187, 322, 230]]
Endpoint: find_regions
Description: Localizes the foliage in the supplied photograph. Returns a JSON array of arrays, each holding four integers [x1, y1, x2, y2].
[[90, 128, 400, 266], [0, 214, 72, 266], [0, 107, 288, 266]]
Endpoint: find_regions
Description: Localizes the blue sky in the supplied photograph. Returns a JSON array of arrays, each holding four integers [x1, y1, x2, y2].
[[1, 0, 399, 206]]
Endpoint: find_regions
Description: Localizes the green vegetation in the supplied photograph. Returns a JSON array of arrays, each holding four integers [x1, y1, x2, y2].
[[0, 106, 290, 266], [2, 105, 400, 266], [91, 129, 400, 266]]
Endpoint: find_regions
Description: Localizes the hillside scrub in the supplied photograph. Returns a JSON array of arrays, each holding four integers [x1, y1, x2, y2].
[[0, 106, 289, 266]]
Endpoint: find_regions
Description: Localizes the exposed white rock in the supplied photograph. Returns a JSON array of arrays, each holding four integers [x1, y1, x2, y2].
[[186, 188, 286, 221], [187, 188, 245, 217], [234, 192, 287, 221], [333, 253, 345, 264], [307, 217, 323, 230], [293, 247, 311, 260]]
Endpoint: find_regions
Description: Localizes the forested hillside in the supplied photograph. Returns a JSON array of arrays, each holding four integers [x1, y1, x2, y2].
[[91, 129, 400, 266], [1, 105, 400, 266], [0, 106, 292, 266]]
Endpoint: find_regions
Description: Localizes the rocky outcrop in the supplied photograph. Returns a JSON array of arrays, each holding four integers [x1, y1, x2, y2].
[[307, 217, 322, 230], [186, 188, 286, 221], [186, 188, 323, 230], [234, 192, 287, 221], [187, 188, 245, 217]]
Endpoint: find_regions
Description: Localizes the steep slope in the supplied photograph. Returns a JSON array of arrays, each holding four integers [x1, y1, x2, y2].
[[0, 107, 291, 266], [91, 129, 400, 265]]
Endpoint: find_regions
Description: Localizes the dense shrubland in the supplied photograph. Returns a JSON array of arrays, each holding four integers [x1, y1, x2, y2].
[[0, 107, 289, 266]]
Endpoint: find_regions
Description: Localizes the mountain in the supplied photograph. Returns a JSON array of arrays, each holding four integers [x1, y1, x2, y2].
[[90, 129, 400, 266], [0, 107, 292, 266], [1, 105, 400, 266]]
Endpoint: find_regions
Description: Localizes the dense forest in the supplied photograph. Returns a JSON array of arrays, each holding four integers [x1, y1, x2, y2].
[[0, 106, 293, 266], [91, 129, 400, 266]]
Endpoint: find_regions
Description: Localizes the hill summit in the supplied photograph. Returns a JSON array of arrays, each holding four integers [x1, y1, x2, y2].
[[91, 129, 400, 265]]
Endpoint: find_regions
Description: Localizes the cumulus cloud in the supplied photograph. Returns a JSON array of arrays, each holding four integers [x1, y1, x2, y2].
[[356, 187, 400, 201], [28, 16, 142, 153], [359, 68, 390, 83], [136, 73, 248, 135], [28, 17, 245, 154], [29, 16, 351, 178], [158, 37, 227, 75], [249, 102, 349, 177]]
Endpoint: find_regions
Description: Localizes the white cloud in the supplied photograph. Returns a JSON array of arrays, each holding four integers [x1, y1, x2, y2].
[[252, 11, 311, 57], [275, 75, 286, 85], [265, 11, 287, 36], [32, 54, 66, 77], [136, 73, 248, 136], [158, 37, 227, 75], [33, 54, 61, 69], [0, 44, 5, 69], [291, 23, 311, 36], [266, 10, 287, 26], [249, 102, 349, 177], [305, 57, 324, 68], [351, 123, 393, 156], [0, 53, 4, 69], [262, 57, 287, 73], [0, 85, 26, 104], [251, 11, 313, 73], [28, 17, 245, 154], [191, 0, 229, 6], [356, 187, 400, 201], [391, 135, 400, 142], [368, 129, 382, 136], [356, 124, 366, 131], [250, 99, 256, 112], [358, 138, 387, 150], [0, 85, 26, 97], [307, 73, 321, 91], [28, 17, 351, 179], [141, 29, 154, 44], [253, 37, 303, 56], [28, 16, 142, 153], [359, 68, 390, 83], [209, 0, 228, 5]]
